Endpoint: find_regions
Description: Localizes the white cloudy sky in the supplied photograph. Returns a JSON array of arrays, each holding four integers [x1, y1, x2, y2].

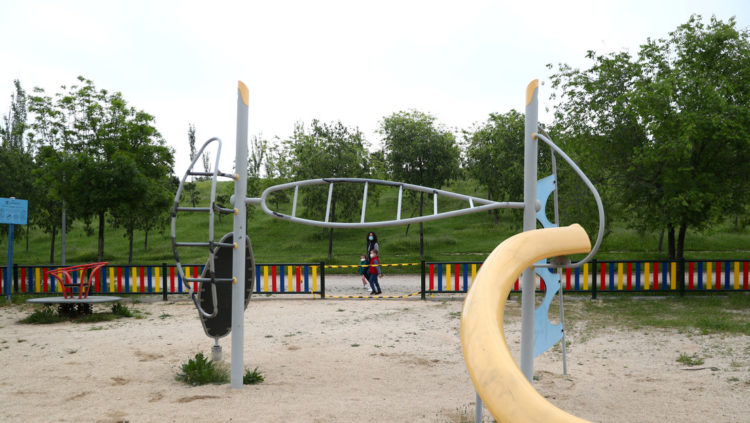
[[0, 0, 747, 176]]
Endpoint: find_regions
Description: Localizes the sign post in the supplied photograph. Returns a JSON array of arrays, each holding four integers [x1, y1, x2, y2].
[[1, 197, 28, 301]]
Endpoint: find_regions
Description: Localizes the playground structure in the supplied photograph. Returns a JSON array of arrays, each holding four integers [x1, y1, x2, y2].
[[26, 261, 123, 315], [170, 80, 604, 421]]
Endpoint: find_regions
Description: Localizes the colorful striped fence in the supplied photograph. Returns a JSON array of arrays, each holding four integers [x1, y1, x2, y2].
[[1, 262, 324, 298], [254, 263, 322, 295], [424, 262, 482, 295], [3, 259, 749, 299], [422, 259, 750, 296]]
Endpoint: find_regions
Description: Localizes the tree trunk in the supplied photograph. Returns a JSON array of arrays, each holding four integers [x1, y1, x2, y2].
[[667, 225, 675, 260], [98, 210, 105, 262], [419, 193, 424, 259], [128, 228, 134, 265], [328, 228, 334, 261], [676, 223, 687, 291], [657, 229, 664, 252], [488, 189, 499, 225], [49, 226, 56, 264]]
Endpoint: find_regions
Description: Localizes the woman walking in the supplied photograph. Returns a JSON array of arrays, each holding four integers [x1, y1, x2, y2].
[[366, 232, 379, 257]]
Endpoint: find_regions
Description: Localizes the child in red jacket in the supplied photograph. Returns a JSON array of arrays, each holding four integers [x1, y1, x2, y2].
[[367, 250, 383, 295]]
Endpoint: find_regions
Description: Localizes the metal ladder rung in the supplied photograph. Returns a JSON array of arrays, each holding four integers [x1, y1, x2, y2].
[[214, 206, 235, 214], [188, 171, 235, 179], [175, 241, 235, 248], [176, 205, 234, 215], [177, 207, 211, 212], [176, 242, 210, 247], [184, 277, 234, 284]]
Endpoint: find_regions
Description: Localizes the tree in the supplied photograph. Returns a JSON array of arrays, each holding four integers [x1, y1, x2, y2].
[[32, 146, 73, 262], [28, 76, 174, 262], [1, 80, 28, 151], [549, 15, 750, 286], [379, 110, 460, 258], [110, 109, 174, 262], [27, 88, 68, 260], [0, 80, 35, 245], [286, 120, 370, 260], [249, 134, 268, 178], [183, 123, 200, 207], [463, 110, 525, 225]]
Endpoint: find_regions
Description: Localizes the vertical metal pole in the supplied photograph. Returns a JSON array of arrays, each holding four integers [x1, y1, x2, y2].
[[5, 223, 13, 301], [591, 259, 598, 300], [61, 203, 66, 265], [558, 269, 568, 375], [161, 263, 168, 302], [551, 151, 568, 375], [420, 260, 426, 300], [521, 79, 539, 382], [360, 181, 368, 223], [231, 81, 250, 389], [320, 262, 326, 299]]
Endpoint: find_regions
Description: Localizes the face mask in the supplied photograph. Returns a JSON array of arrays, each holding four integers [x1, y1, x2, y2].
[[370, 254, 375, 258], [369, 236, 373, 240]]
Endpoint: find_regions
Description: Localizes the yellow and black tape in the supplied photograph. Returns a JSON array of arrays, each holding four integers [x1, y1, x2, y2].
[[316, 292, 421, 299], [325, 263, 419, 269]]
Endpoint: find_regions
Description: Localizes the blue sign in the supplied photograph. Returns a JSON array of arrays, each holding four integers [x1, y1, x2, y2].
[[0, 198, 28, 225]]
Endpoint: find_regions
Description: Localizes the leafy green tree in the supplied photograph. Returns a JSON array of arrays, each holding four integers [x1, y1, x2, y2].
[[183, 123, 200, 207], [463, 110, 525, 225], [32, 147, 75, 262], [549, 15, 750, 285], [110, 110, 174, 262], [1, 80, 28, 150], [379, 110, 460, 258], [249, 134, 268, 178], [286, 120, 370, 260], [0, 79, 35, 246], [28, 77, 174, 262]]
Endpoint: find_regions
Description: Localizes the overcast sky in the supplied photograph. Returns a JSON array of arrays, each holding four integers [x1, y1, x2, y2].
[[0, 0, 747, 176]]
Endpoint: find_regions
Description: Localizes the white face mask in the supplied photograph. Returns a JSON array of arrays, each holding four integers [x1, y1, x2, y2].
[[370, 255, 375, 259], [369, 236, 373, 241]]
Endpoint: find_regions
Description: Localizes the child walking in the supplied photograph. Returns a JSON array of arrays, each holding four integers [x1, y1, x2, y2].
[[358, 255, 369, 290], [367, 250, 383, 295]]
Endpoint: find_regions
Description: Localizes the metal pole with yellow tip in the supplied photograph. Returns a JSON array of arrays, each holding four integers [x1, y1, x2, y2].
[[521, 79, 539, 382], [231, 81, 249, 389]]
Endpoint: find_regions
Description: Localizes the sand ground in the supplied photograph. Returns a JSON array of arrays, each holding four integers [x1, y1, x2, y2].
[[1, 274, 748, 422]]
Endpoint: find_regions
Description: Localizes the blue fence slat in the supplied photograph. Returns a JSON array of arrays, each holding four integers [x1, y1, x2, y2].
[[725, 261, 731, 290], [635, 262, 641, 290], [437, 264, 443, 292]]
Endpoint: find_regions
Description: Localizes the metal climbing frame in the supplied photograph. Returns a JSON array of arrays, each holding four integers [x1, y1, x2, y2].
[[170, 137, 238, 318], [170, 80, 606, 392], [247, 177, 526, 228]]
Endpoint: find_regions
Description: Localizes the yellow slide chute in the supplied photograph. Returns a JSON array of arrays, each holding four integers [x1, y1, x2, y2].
[[461, 224, 592, 423]]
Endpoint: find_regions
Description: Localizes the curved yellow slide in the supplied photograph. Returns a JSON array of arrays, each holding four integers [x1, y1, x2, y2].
[[461, 224, 592, 423]]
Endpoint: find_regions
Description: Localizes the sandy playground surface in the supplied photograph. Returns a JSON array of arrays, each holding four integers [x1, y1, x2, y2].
[[1, 274, 749, 423]]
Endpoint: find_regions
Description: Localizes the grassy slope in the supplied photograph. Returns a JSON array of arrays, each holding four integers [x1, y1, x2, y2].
[[3, 179, 749, 267]]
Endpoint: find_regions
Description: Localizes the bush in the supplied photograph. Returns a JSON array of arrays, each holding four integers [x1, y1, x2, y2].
[[111, 303, 133, 317], [19, 306, 64, 324], [176, 353, 228, 386], [243, 367, 264, 385]]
